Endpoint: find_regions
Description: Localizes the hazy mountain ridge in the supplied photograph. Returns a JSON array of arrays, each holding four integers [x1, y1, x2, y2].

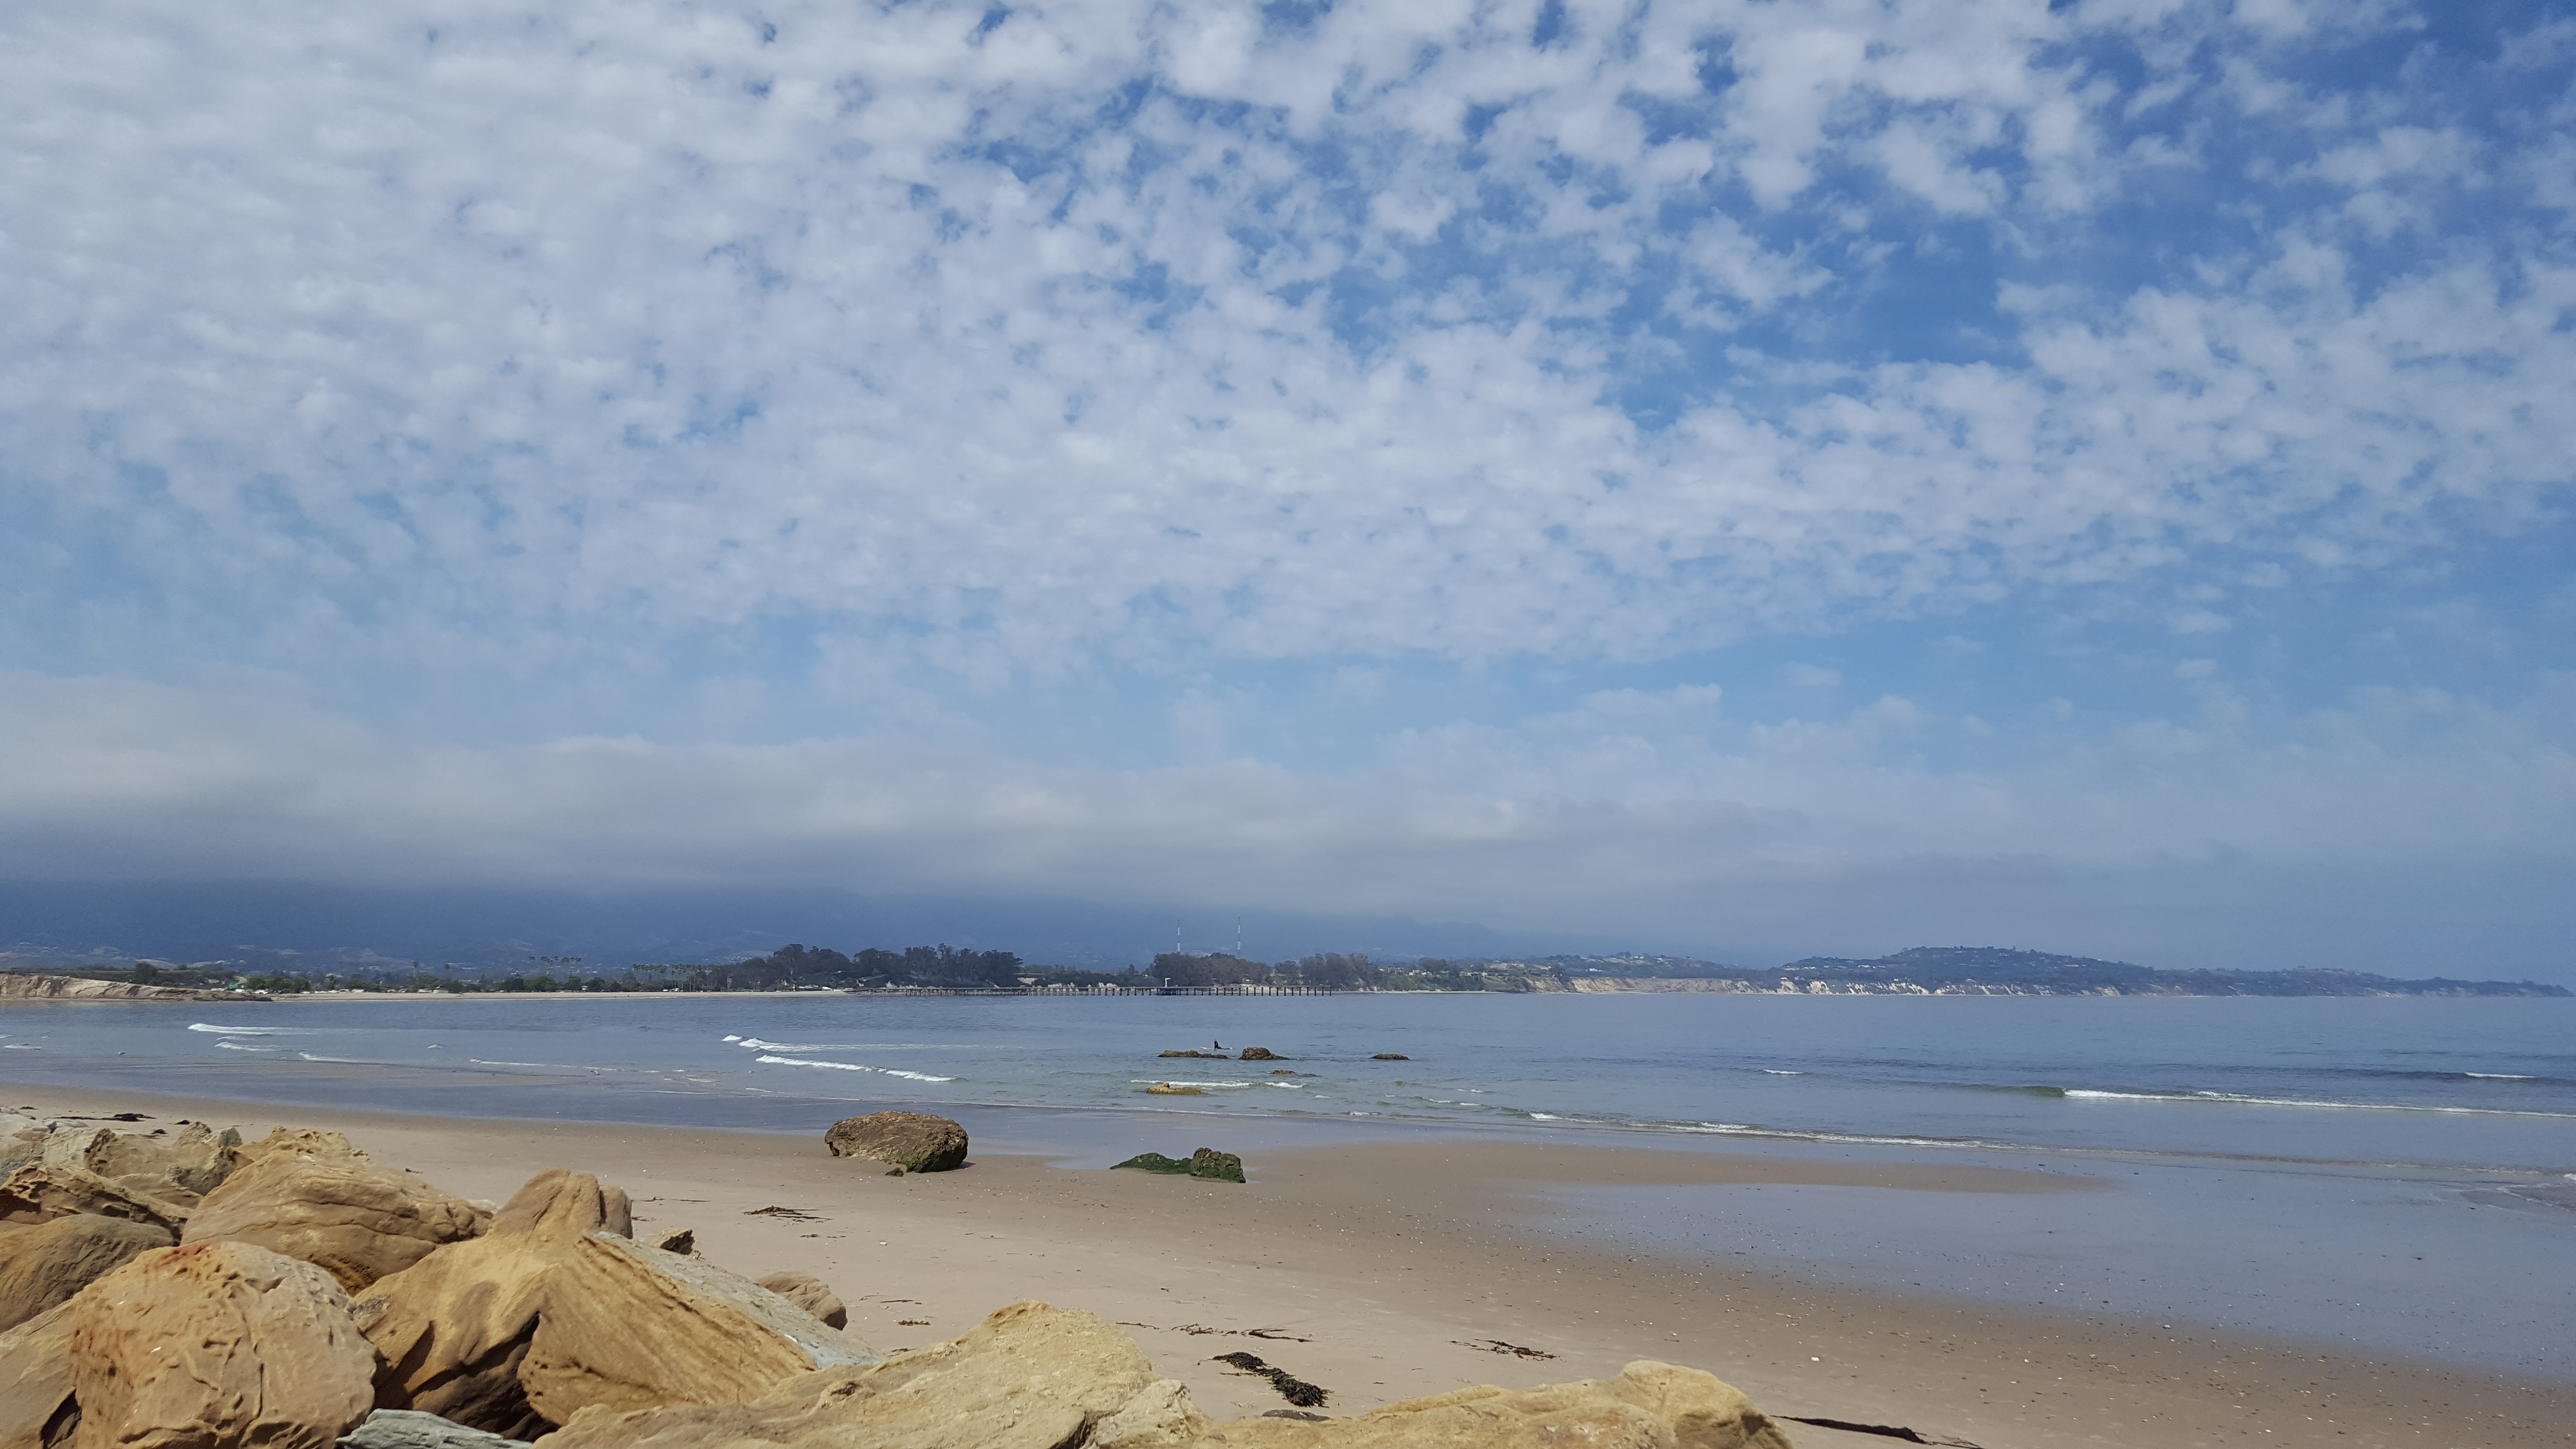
[[1553, 946, 2570, 998]]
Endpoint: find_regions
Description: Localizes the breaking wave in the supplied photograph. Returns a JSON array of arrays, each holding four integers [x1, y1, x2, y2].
[[755, 1054, 954, 1082], [2060, 1088, 2576, 1120]]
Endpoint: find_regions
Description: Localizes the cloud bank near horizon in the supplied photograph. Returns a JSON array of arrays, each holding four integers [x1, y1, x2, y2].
[[2, 1, 2571, 975]]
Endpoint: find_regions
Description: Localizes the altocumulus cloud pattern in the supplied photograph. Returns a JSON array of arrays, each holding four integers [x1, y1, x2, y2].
[[1, 0, 2572, 970]]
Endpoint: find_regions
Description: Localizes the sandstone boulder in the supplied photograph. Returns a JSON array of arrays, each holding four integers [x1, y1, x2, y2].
[[47, 1122, 241, 1207], [68, 1241, 377, 1449], [0, 1215, 173, 1332], [519, 1233, 876, 1423], [338, 1409, 531, 1449], [355, 1170, 634, 1439], [0, 1163, 186, 1233], [357, 1169, 863, 1438], [646, 1227, 692, 1255], [0, 1301, 78, 1449], [821, 1112, 967, 1173], [1191, 1361, 1792, 1449], [185, 1146, 490, 1292], [229, 1127, 367, 1171], [534, 1301, 1206, 1449], [756, 1271, 847, 1329]]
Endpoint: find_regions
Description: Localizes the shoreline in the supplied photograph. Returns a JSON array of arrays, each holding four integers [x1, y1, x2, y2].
[[9, 1079, 2571, 1447]]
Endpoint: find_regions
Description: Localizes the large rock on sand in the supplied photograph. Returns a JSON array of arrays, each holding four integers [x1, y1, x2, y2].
[[0, 1215, 174, 1332], [0, 1301, 79, 1449], [821, 1111, 967, 1173], [68, 1240, 377, 1449], [536, 1300, 1207, 1449], [184, 1145, 490, 1292], [357, 1169, 866, 1439], [1195, 1361, 1793, 1449], [755, 1271, 848, 1329]]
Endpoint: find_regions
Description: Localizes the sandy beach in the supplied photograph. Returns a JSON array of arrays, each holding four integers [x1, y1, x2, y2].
[[8, 1080, 2568, 1449]]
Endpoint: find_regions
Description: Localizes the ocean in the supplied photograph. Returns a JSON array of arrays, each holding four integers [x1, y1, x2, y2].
[[6, 992, 2571, 1375]]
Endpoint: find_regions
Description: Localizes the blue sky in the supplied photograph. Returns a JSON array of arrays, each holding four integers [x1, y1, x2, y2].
[[3, 0, 2572, 975]]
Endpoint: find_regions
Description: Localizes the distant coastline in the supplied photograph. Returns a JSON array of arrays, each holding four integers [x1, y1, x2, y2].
[[6, 940, 2564, 1000]]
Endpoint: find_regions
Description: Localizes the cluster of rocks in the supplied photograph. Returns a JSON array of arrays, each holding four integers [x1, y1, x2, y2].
[[1158, 1046, 1289, 1061], [0, 1109, 1793, 1449], [1110, 1148, 1246, 1184]]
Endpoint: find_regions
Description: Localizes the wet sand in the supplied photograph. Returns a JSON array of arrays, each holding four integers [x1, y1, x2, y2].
[[10, 1082, 2571, 1448]]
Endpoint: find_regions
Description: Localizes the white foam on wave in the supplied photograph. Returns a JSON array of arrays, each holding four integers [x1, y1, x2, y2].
[[2063, 1088, 2576, 1120], [1679, 1121, 2008, 1151], [1527, 1111, 1560, 1120], [733, 1037, 982, 1053], [0, 1044, 39, 1050], [2466, 1073, 2534, 1080], [217, 1042, 277, 1053], [189, 1023, 308, 1036], [1130, 1079, 1255, 1089], [1762, 1069, 1803, 1075], [295, 1053, 367, 1063], [755, 1054, 955, 1082]]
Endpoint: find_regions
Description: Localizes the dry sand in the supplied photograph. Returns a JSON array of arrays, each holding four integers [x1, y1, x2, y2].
[[10, 1082, 2569, 1449]]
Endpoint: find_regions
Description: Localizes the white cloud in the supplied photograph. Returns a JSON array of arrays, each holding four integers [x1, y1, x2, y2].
[[1, 0, 2558, 696]]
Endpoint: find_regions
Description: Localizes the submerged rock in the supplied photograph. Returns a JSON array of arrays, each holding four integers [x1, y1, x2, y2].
[[1237, 1047, 1285, 1061], [69, 1241, 378, 1449], [822, 1112, 968, 1174], [1191, 1361, 1793, 1449], [533, 1301, 1207, 1449], [1143, 1084, 1204, 1096], [0, 1214, 172, 1332], [1369, 1053, 1409, 1061]]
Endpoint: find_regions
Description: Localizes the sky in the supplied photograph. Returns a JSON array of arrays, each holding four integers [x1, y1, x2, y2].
[[2, 0, 2572, 975]]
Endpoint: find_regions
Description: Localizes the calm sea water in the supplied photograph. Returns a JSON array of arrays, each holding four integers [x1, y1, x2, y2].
[[5, 993, 2569, 1172], [7, 992, 2571, 1374]]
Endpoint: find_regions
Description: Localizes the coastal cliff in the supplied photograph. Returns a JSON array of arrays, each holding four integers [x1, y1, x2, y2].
[[0, 973, 263, 1003]]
